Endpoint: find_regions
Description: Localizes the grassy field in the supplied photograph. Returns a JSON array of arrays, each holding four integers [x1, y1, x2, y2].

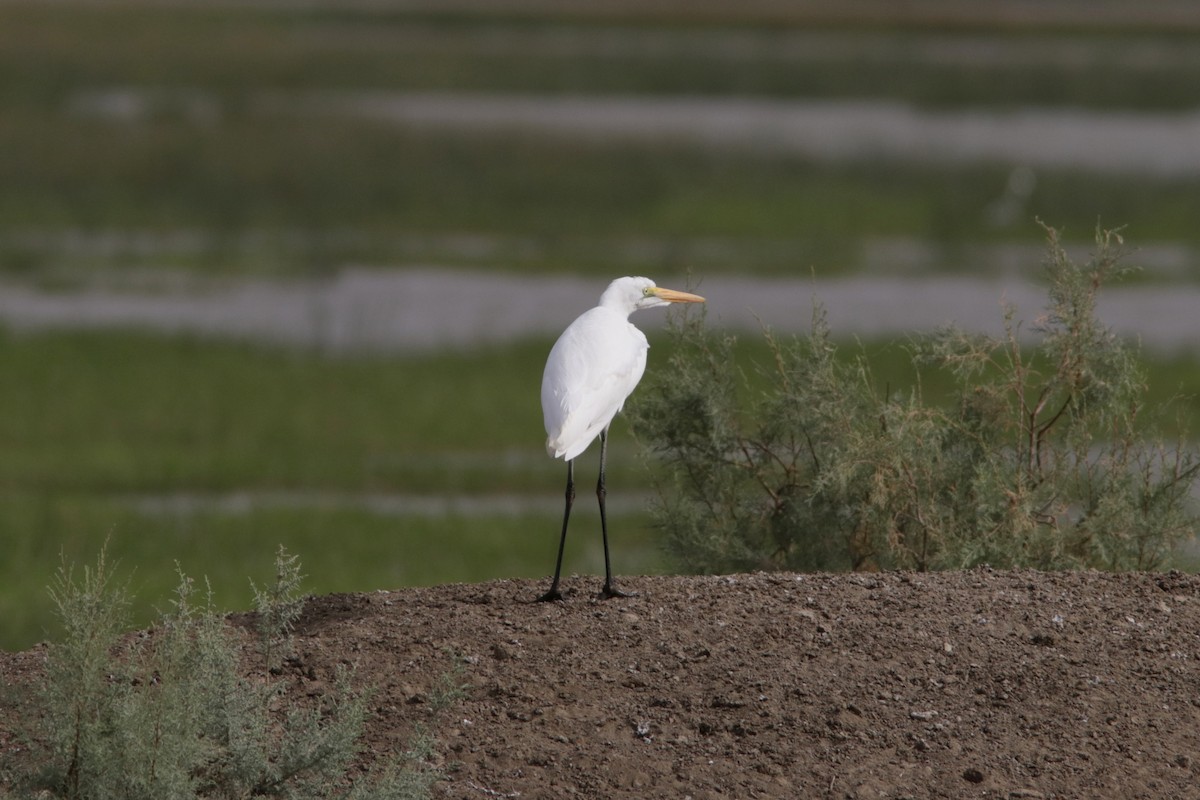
[[2, 5, 1200, 277], [2, 2, 1199, 649], [3, 5, 1200, 110]]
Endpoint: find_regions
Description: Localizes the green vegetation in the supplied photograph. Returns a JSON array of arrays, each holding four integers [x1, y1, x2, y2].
[[1, 5, 1200, 277], [7, 112, 1199, 278], [0, 328, 672, 650], [630, 227, 1199, 573], [17, 547, 438, 800], [3, 6, 1200, 111], [0, 497, 665, 653], [0, 330, 545, 492], [251, 545, 306, 672], [1, 318, 1197, 650], [3, 1, 1200, 654]]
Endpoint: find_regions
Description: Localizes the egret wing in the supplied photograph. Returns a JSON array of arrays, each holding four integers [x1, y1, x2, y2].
[[542, 308, 648, 461]]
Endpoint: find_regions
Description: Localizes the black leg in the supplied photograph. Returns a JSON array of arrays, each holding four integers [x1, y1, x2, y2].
[[597, 427, 635, 599], [538, 459, 574, 602]]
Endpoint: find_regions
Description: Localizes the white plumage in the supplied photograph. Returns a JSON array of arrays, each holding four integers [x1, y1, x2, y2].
[[542, 276, 703, 461], [537, 276, 704, 601], [542, 308, 646, 461]]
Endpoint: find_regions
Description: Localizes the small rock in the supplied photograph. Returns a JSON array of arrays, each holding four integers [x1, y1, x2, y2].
[[963, 767, 985, 784]]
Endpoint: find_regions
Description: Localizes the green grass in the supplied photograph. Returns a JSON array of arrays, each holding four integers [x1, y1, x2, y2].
[[0, 328, 552, 492], [3, 114, 1199, 278], [2, 5, 1200, 278], [5, 327, 1187, 498], [0, 496, 665, 653], [0, 327, 673, 650], [3, 6, 1200, 111]]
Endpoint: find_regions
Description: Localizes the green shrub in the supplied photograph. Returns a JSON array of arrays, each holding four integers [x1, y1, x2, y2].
[[23, 547, 438, 800], [630, 225, 1199, 573], [251, 545, 306, 672]]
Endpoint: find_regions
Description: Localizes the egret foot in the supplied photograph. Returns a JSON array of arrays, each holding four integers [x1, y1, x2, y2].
[[537, 587, 565, 603], [598, 583, 637, 600]]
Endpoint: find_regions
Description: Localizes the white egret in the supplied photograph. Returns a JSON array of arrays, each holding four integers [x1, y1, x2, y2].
[[539, 276, 705, 601]]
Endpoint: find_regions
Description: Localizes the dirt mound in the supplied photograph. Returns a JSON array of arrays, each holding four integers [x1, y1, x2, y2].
[[4, 569, 1200, 799]]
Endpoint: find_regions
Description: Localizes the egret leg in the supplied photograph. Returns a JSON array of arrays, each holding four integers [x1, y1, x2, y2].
[[538, 459, 574, 602], [597, 427, 636, 599]]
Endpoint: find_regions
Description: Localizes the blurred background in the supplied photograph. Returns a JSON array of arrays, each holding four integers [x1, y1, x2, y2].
[[3, 0, 1200, 649]]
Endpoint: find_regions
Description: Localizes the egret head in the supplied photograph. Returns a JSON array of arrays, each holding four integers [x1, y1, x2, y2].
[[600, 276, 705, 315]]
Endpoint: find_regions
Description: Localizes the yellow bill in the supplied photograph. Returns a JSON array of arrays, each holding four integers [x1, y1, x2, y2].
[[651, 287, 706, 304]]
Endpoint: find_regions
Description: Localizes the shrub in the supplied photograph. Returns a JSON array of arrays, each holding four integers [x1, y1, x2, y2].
[[23, 547, 438, 800], [251, 544, 306, 672], [629, 225, 1199, 573]]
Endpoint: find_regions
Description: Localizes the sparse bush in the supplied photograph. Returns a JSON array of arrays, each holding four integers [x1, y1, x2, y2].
[[251, 545, 306, 672], [630, 225, 1199, 573], [25, 547, 439, 800]]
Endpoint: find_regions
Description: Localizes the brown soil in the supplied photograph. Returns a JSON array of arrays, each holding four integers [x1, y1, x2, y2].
[[4, 569, 1200, 799]]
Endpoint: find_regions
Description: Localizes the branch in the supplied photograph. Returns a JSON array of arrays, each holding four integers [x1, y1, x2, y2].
[[1034, 395, 1073, 474]]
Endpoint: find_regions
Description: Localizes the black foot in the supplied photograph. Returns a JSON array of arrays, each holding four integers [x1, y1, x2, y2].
[[536, 587, 564, 603], [597, 583, 637, 600]]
